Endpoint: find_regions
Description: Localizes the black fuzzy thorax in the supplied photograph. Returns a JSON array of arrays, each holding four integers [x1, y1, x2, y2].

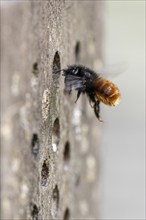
[[63, 64, 99, 101]]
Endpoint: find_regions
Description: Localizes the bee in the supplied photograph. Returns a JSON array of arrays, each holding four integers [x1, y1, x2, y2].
[[61, 65, 121, 121]]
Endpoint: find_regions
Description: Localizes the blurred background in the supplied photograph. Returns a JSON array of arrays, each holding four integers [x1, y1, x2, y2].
[[102, 1, 145, 219]]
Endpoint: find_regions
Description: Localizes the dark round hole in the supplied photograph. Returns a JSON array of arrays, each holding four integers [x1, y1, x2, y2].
[[63, 208, 70, 220], [51, 185, 59, 218], [52, 51, 61, 87], [31, 133, 39, 157], [32, 62, 39, 76], [75, 41, 81, 63], [30, 203, 39, 220], [41, 159, 49, 186], [63, 141, 70, 170], [52, 118, 60, 152]]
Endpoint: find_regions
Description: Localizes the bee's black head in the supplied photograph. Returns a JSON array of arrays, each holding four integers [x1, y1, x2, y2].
[[63, 65, 96, 80], [53, 65, 81, 76], [63, 65, 80, 76]]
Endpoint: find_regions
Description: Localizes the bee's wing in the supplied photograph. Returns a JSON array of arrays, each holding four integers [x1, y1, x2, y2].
[[98, 61, 128, 78], [64, 75, 84, 91]]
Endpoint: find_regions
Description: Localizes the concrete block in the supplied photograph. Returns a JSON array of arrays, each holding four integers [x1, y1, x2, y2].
[[1, 1, 103, 219]]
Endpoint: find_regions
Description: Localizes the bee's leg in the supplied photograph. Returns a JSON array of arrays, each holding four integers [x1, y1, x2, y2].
[[89, 99, 94, 108], [94, 100, 103, 122], [75, 90, 81, 103], [64, 88, 71, 95], [68, 90, 72, 95]]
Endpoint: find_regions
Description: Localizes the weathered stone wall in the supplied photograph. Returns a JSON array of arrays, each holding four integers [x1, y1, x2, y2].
[[1, 1, 103, 219]]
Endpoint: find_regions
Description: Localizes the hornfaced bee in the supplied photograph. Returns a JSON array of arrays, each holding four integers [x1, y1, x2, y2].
[[62, 65, 121, 121]]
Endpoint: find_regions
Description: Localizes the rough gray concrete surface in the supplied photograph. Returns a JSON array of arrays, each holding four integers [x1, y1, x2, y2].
[[1, 1, 103, 219]]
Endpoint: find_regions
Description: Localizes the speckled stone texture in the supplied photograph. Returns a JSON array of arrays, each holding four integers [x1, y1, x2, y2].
[[1, 1, 103, 219]]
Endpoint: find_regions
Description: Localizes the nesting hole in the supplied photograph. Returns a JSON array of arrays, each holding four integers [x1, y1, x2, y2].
[[32, 62, 39, 76], [52, 51, 61, 87], [31, 133, 39, 157], [41, 159, 49, 186], [30, 203, 39, 220], [75, 41, 81, 62], [52, 118, 60, 152], [63, 208, 70, 220], [63, 141, 71, 170], [51, 185, 59, 218]]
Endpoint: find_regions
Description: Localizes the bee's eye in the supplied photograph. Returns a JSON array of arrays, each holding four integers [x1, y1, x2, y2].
[[72, 68, 79, 75]]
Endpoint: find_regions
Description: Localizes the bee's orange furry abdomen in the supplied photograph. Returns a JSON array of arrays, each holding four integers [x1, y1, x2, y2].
[[94, 78, 121, 106]]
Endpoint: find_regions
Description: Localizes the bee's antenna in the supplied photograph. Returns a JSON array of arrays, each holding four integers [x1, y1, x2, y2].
[[53, 69, 64, 74]]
